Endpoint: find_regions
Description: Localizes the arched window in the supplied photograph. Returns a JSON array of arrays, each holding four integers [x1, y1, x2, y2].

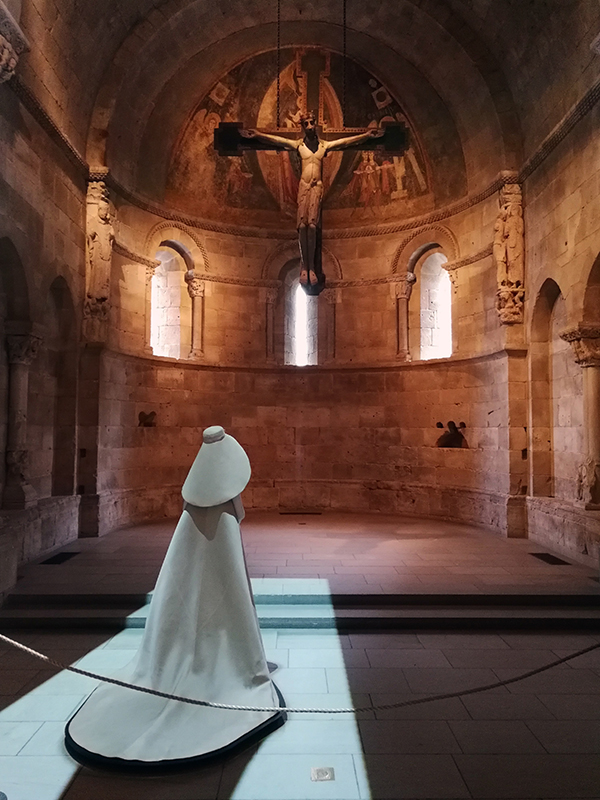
[[282, 263, 318, 366], [419, 252, 452, 360], [150, 244, 192, 359]]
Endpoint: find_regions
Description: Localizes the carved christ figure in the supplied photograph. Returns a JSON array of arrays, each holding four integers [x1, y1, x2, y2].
[[242, 112, 383, 288]]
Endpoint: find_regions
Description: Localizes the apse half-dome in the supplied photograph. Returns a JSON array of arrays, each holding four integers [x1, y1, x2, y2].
[[165, 47, 433, 229]]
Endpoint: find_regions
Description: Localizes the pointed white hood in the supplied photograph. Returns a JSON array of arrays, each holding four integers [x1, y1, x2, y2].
[[181, 425, 251, 507]]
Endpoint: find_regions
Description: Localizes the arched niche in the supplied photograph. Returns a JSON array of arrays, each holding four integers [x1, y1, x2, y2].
[[0, 238, 32, 506], [529, 278, 585, 501], [27, 277, 78, 498]]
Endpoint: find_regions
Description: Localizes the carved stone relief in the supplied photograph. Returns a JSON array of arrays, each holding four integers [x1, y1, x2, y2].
[[576, 458, 600, 507], [560, 326, 600, 367], [84, 176, 114, 342], [184, 271, 205, 298], [6, 333, 41, 365], [392, 273, 416, 301], [493, 182, 525, 324], [0, 1, 28, 84]]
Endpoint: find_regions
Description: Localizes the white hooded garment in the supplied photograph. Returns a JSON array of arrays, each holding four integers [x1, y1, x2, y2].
[[65, 427, 284, 766]]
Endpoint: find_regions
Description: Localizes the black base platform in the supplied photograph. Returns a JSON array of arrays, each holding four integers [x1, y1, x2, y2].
[[64, 683, 287, 775]]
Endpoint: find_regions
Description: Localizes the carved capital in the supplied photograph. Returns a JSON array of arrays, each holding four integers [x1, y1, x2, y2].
[[560, 325, 600, 367], [184, 271, 205, 298], [264, 287, 279, 305], [392, 272, 416, 300], [496, 281, 525, 324], [0, 1, 29, 84], [321, 287, 342, 305], [6, 334, 41, 365]]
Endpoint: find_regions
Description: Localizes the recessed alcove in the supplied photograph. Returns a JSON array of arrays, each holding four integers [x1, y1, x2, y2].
[[151, 246, 192, 360]]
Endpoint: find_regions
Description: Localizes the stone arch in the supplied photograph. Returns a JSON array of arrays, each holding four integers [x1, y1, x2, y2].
[[87, 1, 521, 193], [144, 222, 210, 272], [391, 225, 459, 274], [261, 240, 342, 282], [583, 251, 600, 326], [528, 277, 575, 499]]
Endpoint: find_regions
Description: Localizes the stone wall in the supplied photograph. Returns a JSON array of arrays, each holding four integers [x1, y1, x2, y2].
[[0, 69, 86, 591], [94, 348, 522, 535]]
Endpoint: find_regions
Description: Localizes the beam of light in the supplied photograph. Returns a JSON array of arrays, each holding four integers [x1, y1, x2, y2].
[[420, 255, 452, 361], [0, 578, 371, 799], [294, 282, 309, 366]]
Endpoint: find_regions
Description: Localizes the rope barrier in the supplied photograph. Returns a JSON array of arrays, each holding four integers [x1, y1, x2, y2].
[[1, 632, 599, 715]]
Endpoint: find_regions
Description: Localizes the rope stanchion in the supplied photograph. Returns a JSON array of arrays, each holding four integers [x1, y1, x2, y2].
[[1, 631, 599, 715]]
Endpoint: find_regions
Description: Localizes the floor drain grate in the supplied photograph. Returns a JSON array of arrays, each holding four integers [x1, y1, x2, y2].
[[311, 767, 335, 781], [40, 552, 80, 565], [279, 511, 323, 515], [530, 552, 571, 565]]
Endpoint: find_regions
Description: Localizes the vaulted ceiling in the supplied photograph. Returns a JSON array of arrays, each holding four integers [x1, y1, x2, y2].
[[13, 0, 600, 200]]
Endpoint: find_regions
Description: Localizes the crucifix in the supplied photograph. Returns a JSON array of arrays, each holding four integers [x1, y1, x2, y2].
[[214, 47, 409, 296]]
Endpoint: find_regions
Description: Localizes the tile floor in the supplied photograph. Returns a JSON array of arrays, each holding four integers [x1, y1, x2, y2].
[[3, 627, 600, 799], [9, 511, 600, 597], [1, 512, 600, 799]]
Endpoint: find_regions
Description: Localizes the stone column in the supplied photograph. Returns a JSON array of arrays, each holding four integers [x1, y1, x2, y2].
[[3, 334, 41, 509], [321, 288, 341, 363], [144, 263, 156, 355], [393, 273, 415, 361], [561, 326, 600, 508], [185, 273, 205, 360], [263, 287, 278, 364]]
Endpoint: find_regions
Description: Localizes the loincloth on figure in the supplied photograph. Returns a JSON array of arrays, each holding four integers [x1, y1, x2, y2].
[[297, 179, 323, 227]]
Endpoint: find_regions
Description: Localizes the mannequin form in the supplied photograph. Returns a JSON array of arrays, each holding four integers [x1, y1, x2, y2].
[[65, 426, 285, 771]]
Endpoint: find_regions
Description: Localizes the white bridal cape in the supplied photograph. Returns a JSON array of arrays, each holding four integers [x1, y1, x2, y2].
[[65, 427, 284, 767]]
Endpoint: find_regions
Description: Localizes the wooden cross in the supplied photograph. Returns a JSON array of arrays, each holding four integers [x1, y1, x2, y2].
[[214, 119, 408, 157], [214, 48, 408, 156], [213, 48, 409, 296]]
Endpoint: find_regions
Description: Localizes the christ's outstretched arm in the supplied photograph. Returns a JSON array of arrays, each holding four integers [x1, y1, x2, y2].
[[325, 129, 384, 152], [241, 129, 299, 150]]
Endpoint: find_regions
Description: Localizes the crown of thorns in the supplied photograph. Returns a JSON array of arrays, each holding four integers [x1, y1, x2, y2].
[[300, 111, 317, 123]]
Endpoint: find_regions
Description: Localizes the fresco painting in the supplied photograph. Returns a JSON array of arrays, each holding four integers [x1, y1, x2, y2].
[[166, 48, 431, 226]]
